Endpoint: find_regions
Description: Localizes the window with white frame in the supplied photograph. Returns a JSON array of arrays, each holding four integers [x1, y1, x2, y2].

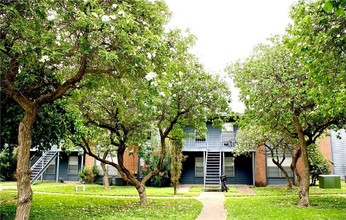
[[222, 123, 235, 145], [46, 159, 55, 174], [195, 157, 204, 177], [224, 157, 235, 177], [95, 155, 118, 176], [68, 156, 78, 174], [267, 151, 293, 178]]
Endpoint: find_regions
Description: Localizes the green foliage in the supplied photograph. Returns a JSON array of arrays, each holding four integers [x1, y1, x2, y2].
[[308, 144, 331, 185], [169, 139, 183, 193], [78, 166, 99, 184], [0, 92, 75, 150], [0, 147, 17, 181], [142, 154, 171, 187], [0, 192, 202, 220]]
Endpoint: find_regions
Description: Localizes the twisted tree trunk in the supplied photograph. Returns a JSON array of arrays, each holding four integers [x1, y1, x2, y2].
[[15, 110, 38, 220], [294, 115, 310, 207]]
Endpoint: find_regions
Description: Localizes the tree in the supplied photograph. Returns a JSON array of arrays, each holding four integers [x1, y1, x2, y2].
[[235, 125, 296, 189], [1, 0, 169, 218], [227, 33, 345, 206], [68, 74, 157, 205]]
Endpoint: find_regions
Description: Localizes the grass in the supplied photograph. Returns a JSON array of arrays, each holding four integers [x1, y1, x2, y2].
[[252, 181, 346, 196], [225, 195, 346, 220], [0, 191, 202, 220], [1, 181, 201, 197], [2, 181, 346, 219]]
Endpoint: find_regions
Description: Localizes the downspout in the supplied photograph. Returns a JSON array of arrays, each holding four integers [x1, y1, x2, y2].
[[252, 151, 255, 186], [56, 151, 60, 182]]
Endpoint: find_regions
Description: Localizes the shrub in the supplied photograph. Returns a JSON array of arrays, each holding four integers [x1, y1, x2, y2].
[[78, 166, 99, 184], [0, 147, 17, 181]]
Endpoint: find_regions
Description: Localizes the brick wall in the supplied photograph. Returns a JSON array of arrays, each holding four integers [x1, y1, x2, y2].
[[318, 135, 333, 171], [84, 154, 95, 168], [123, 148, 139, 175], [255, 145, 267, 186]]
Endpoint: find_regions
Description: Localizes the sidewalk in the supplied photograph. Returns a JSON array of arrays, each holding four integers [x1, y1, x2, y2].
[[196, 191, 227, 220]]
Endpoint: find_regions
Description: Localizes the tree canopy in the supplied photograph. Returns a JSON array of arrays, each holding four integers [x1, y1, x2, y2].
[[228, 0, 345, 204]]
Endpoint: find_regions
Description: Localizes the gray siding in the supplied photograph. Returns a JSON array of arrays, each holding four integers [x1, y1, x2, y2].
[[331, 129, 346, 180], [183, 123, 236, 152], [180, 152, 205, 184], [207, 125, 222, 151]]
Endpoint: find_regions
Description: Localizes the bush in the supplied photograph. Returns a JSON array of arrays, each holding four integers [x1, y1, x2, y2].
[[0, 147, 17, 181], [78, 166, 99, 184]]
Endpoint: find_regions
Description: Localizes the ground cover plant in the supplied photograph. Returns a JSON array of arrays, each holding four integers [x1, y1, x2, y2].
[[0, 191, 202, 220]]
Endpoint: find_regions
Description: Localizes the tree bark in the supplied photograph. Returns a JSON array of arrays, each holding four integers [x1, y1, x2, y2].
[[293, 115, 310, 207], [136, 183, 148, 205], [101, 151, 110, 189], [101, 163, 110, 190], [291, 148, 301, 187], [15, 110, 38, 220], [273, 160, 293, 189]]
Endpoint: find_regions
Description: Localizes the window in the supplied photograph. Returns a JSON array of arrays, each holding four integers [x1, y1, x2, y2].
[[267, 152, 293, 178], [68, 156, 78, 174], [224, 157, 235, 177], [223, 123, 234, 132], [195, 157, 204, 177], [95, 154, 118, 176], [46, 159, 55, 174], [222, 123, 235, 145]]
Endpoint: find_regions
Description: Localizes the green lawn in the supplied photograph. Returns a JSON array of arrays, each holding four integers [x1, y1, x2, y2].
[[252, 181, 346, 196], [225, 181, 346, 220], [225, 195, 346, 220], [0, 191, 202, 220], [1, 181, 201, 197]]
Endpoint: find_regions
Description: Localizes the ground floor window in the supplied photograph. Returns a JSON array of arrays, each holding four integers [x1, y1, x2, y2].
[[267, 156, 293, 178], [45, 159, 56, 174], [224, 157, 235, 177], [68, 156, 78, 174], [95, 154, 118, 176], [195, 157, 204, 177]]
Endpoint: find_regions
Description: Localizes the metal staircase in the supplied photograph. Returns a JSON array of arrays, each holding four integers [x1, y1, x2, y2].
[[204, 151, 221, 191], [30, 150, 58, 184]]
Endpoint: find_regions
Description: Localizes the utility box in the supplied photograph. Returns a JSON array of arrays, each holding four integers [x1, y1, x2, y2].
[[319, 175, 341, 189]]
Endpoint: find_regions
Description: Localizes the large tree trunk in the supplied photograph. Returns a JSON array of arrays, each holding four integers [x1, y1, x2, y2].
[[298, 142, 310, 206], [135, 183, 148, 205], [293, 115, 310, 207], [15, 110, 37, 220]]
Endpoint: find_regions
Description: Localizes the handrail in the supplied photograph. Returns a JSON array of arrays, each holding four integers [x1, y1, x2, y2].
[[30, 151, 58, 184]]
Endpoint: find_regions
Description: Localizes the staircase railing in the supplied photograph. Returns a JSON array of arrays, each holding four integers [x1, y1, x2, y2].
[[30, 150, 58, 184]]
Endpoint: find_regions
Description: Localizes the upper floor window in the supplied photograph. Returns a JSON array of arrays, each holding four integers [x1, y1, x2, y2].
[[223, 123, 234, 132], [222, 123, 235, 145]]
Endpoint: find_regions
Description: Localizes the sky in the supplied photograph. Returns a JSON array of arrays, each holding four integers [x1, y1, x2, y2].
[[164, 0, 296, 112]]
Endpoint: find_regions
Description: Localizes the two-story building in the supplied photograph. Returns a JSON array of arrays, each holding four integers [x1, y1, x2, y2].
[[180, 122, 255, 189]]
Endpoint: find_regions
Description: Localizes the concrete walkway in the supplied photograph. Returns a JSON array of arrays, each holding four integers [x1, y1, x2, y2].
[[195, 191, 227, 220]]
